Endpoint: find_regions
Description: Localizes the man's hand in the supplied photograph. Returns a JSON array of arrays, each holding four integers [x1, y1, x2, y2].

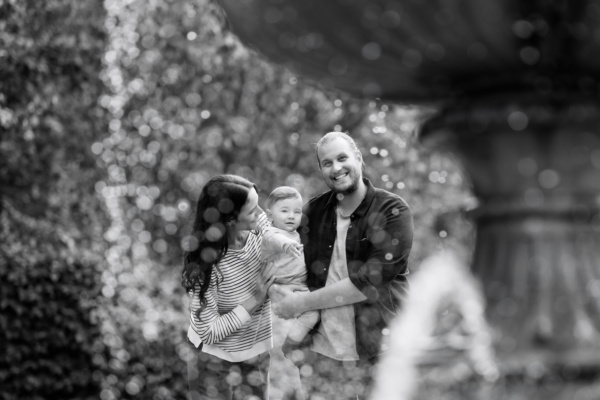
[[271, 285, 305, 319], [268, 283, 308, 302]]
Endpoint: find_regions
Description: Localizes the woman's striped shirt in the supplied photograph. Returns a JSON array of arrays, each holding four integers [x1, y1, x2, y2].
[[187, 213, 273, 362]]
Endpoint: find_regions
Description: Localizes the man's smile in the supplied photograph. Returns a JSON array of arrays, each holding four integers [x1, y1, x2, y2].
[[333, 172, 348, 181]]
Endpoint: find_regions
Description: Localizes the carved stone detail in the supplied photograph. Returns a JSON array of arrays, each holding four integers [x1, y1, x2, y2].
[[422, 99, 600, 373]]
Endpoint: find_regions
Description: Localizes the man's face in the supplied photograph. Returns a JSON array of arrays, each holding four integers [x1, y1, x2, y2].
[[317, 136, 362, 195]]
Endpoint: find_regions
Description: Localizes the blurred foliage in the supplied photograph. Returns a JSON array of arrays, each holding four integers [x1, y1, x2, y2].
[[1, 0, 475, 399], [0, 204, 101, 400], [0, 0, 108, 398], [97, 0, 474, 270], [0, 0, 108, 231]]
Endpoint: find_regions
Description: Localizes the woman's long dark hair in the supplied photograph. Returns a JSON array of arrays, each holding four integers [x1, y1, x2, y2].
[[182, 175, 257, 315]]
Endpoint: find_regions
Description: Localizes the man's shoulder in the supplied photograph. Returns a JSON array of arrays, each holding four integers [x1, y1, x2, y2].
[[371, 185, 410, 207], [304, 190, 332, 210], [364, 178, 410, 208]]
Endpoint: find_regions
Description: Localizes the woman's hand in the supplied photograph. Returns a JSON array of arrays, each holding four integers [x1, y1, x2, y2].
[[242, 260, 276, 315], [271, 285, 305, 319]]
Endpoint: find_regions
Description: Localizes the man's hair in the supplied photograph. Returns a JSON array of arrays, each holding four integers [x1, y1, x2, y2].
[[315, 131, 363, 169], [267, 186, 302, 209]]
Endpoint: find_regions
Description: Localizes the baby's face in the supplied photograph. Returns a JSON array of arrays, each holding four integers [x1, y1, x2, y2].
[[269, 197, 303, 233]]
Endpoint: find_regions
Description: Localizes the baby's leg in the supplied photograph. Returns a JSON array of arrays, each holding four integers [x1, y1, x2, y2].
[[282, 309, 319, 365], [287, 310, 319, 343]]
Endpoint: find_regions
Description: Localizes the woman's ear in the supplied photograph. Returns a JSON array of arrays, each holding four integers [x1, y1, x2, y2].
[[266, 209, 273, 222]]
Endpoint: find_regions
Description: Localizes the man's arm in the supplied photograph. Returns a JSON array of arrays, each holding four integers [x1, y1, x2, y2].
[[274, 195, 413, 318], [272, 278, 366, 319]]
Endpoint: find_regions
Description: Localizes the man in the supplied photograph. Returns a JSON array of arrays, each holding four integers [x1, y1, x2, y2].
[[272, 131, 413, 399]]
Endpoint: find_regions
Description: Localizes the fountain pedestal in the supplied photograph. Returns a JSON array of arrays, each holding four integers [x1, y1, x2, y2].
[[421, 98, 600, 396]]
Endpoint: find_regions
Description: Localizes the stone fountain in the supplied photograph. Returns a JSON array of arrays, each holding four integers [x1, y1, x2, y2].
[[219, 1, 600, 398]]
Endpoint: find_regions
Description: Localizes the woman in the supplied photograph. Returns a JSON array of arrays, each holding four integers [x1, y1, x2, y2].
[[182, 175, 275, 400]]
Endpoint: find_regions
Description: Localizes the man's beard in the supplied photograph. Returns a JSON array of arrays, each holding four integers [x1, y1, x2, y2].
[[332, 175, 359, 195]]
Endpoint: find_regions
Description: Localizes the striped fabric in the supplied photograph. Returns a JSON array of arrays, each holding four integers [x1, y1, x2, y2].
[[188, 213, 273, 362]]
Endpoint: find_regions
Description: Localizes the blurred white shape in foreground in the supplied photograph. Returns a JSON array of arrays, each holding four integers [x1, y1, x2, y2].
[[370, 251, 499, 400]]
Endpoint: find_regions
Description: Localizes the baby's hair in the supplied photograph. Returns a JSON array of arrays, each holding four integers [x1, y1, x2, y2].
[[267, 186, 302, 209]]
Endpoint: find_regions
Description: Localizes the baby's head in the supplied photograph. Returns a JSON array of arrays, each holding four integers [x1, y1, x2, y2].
[[266, 186, 303, 233]]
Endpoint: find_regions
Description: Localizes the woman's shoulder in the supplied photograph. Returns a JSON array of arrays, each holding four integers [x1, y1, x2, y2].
[[257, 212, 269, 231]]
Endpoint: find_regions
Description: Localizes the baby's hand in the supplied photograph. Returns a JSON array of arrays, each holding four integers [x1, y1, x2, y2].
[[284, 243, 303, 259]]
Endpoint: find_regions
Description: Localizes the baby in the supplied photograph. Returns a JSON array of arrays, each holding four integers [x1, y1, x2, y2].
[[262, 186, 319, 355]]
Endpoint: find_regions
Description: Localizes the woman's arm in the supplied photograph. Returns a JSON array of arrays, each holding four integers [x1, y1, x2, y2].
[[241, 262, 275, 314], [189, 266, 273, 344], [189, 282, 250, 345]]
